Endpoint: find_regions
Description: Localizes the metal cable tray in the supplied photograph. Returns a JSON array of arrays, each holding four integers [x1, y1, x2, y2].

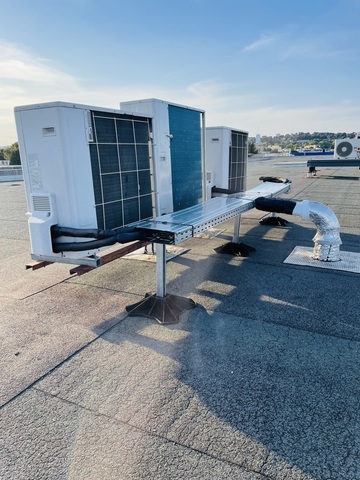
[[128, 179, 291, 324], [135, 181, 291, 245]]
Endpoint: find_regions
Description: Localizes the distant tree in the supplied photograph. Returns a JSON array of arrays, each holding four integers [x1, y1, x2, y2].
[[3, 142, 21, 165], [0, 149, 5, 162], [250, 131, 357, 152], [248, 142, 258, 154], [318, 140, 332, 150]]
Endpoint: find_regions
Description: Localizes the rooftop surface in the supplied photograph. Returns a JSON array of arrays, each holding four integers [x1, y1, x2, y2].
[[1, 158, 360, 479]]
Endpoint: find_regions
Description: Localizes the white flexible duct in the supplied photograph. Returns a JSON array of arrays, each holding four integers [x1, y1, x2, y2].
[[292, 200, 342, 261], [255, 197, 342, 262]]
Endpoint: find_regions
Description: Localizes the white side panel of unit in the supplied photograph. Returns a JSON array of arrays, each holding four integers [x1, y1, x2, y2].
[[121, 99, 174, 215], [16, 105, 96, 228], [205, 127, 230, 190], [15, 104, 98, 260], [27, 193, 58, 258]]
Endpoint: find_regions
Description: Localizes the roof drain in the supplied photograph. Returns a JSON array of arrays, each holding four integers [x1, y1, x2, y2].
[[254, 197, 342, 262]]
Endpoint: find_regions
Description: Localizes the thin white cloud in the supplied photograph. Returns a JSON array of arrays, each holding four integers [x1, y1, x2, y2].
[[243, 34, 275, 52], [281, 38, 350, 61], [242, 27, 355, 62], [0, 42, 213, 143], [1, 40, 359, 145], [0, 41, 78, 86], [214, 103, 360, 137], [0, 41, 84, 144], [155, 81, 360, 135]]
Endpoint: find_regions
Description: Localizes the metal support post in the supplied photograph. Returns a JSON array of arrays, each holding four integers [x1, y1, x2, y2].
[[214, 214, 255, 256], [125, 242, 195, 324], [232, 215, 241, 243], [125, 179, 293, 322], [156, 243, 166, 298]]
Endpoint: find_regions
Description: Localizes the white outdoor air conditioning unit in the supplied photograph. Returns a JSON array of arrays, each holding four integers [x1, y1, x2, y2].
[[334, 135, 360, 159], [205, 126, 248, 199], [15, 101, 155, 265], [120, 99, 205, 215]]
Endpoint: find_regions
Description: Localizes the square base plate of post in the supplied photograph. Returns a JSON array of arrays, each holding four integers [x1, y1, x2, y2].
[[214, 242, 256, 256], [260, 216, 288, 226], [125, 293, 196, 324]]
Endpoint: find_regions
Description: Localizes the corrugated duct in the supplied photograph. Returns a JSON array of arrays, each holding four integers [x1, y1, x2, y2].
[[255, 197, 342, 262]]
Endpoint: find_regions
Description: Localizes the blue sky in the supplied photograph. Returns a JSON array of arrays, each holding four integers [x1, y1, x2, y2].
[[1, 0, 360, 145]]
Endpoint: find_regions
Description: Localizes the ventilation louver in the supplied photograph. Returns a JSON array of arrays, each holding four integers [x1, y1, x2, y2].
[[32, 194, 51, 212]]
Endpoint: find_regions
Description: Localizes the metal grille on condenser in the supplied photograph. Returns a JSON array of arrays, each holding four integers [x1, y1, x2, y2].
[[168, 105, 203, 212], [89, 111, 153, 230], [229, 131, 247, 192]]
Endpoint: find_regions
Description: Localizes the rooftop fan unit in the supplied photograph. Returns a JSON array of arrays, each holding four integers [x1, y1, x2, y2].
[[15, 101, 154, 265], [205, 126, 248, 199], [334, 135, 360, 159], [120, 99, 205, 214]]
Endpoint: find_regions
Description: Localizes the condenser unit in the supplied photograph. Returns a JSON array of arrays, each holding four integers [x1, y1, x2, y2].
[[15, 101, 154, 264], [334, 135, 360, 159], [205, 127, 248, 199], [120, 98, 205, 214]]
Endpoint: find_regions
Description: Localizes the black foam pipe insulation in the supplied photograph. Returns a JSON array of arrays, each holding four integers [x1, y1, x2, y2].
[[254, 197, 297, 215], [51, 226, 117, 239], [52, 226, 142, 253], [259, 176, 291, 184]]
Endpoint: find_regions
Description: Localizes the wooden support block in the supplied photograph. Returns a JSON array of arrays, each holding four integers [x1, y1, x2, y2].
[[25, 260, 53, 270], [69, 240, 150, 276]]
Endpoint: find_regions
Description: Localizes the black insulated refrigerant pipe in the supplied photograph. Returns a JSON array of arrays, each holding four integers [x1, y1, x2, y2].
[[212, 177, 291, 197], [51, 226, 118, 239], [259, 176, 291, 184], [211, 186, 238, 195], [255, 197, 297, 215], [52, 225, 143, 253]]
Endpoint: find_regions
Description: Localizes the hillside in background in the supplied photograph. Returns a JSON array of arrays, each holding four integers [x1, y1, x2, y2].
[[249, 131, 357, 152]]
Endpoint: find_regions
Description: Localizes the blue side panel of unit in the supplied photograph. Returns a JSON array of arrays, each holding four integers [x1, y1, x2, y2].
[[168, 105, 202, 212]]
